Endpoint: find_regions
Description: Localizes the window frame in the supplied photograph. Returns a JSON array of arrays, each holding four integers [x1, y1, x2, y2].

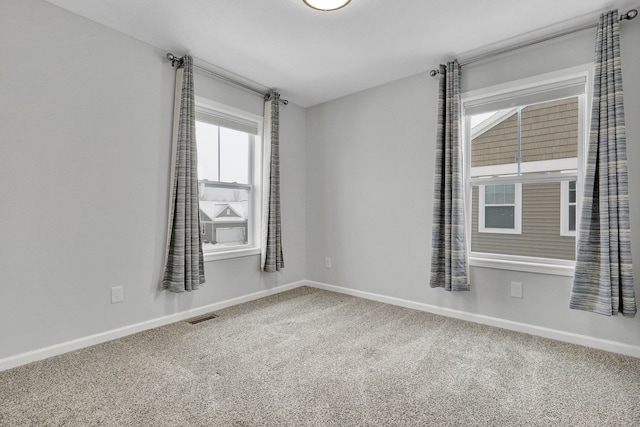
[[195, 96, 264, 262], [462, 65, 592, 276]]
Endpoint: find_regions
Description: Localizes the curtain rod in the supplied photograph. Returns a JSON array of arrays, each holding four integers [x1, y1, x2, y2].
[[429, 8, 638, 77], [165, 53, 288, 105]]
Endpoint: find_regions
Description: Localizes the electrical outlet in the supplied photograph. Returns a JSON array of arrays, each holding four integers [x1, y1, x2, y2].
[[111, 286, 124, 304], [325, 257, 332, 269], [510, 282, 523, 298]]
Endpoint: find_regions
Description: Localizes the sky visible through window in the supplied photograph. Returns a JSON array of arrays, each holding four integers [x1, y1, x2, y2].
[[195, 122, 249, 184], [470, 111, 496, 129]]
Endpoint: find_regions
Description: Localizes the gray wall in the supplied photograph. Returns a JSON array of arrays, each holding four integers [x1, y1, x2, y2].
[[0, 0, 306, 360], [306, 22, 640, 346]]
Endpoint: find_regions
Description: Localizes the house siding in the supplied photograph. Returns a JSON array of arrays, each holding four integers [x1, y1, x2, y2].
[[471, 183, 576, 260], [472, 114, 518, 167], [521, 98, 578, 163]]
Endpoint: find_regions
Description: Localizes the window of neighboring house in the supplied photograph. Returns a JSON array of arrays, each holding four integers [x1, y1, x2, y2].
[[479, 183, 522, 233], [463, 66, 589, 275], [195, 97, 263, 261], [560, 180, 577, 236]]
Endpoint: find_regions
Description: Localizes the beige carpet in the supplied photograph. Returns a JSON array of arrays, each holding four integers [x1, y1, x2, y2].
[[1, 286, 639, 426]]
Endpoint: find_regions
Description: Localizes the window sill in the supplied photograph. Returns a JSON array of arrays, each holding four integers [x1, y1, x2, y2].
[[469, 254, 575, 277], [203, 247, 261, 262], [478, 228, 521, 235]]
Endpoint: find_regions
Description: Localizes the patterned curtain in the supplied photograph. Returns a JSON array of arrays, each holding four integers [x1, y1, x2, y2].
[[162, 55, 205, 292], [430, 60, 469, 291], [570, 10, 635, 317], [261, 91, 284, 272]]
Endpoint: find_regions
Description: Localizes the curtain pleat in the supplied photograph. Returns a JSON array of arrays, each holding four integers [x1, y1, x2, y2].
[[570, 10, 635, 317], [430, 60, 469, 291], [261, 92, 284, 272], [162, 55, 205, 292]]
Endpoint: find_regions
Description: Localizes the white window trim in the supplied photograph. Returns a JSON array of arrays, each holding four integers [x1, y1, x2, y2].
[[204, 247, 262, 262], [195, 97, 264, 262], [560, 180, 577, 237], [478, 183, 522, 234], [471, 158, 578, 178], [462, 64, 592, 275], [469, 253, 576, 277]]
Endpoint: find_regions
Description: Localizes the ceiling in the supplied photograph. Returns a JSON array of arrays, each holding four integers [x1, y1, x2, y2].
[[45, 0, 633, 107]]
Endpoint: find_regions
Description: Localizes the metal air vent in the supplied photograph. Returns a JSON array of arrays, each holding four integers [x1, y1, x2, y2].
[[186, 313, 219, 325]]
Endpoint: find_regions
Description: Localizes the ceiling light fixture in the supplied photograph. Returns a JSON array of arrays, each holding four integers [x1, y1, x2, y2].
[[303, 0, 351, 11]]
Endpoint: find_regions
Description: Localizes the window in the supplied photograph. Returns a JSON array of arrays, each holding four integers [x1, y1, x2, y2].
[[560, 180, 577, 236], [479, 183, 522, 233], [463, 67, 589, 275], [195, 97, 263, 260]]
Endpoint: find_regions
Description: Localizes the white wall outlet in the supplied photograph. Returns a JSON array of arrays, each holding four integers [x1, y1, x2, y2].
[[111, 286, 124, 304], [325, 257, 332, 269], [510, 282, 523, 298]]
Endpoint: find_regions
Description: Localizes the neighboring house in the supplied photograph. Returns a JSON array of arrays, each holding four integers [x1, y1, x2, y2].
[[199, 201, 248, 245], [470, 97, 578, 260]]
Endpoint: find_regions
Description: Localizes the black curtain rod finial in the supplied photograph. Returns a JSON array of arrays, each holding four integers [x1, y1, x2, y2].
[[621, 9, 638, 20]]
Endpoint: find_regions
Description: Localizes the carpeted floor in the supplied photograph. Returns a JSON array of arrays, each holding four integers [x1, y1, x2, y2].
[[1, 286, 639, 426]]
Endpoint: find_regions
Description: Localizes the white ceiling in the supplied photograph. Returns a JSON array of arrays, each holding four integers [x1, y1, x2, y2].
[[45, 0, 634, 107]]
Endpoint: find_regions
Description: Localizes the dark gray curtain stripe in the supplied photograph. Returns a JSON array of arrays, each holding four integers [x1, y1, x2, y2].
[[263, 92, 284, 272], [570, 10, 636, 317], [162, 55, 205, 292], [430, 60, 469, 291]]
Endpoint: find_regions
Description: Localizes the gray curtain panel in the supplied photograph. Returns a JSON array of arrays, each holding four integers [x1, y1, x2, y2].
[[162, 55, 205, 292], [262, 92, 284, 272], [570, 10, 636, 317], [430, 60, 469, 291]]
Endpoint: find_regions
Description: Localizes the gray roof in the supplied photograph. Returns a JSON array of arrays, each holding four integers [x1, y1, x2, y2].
[[199, 201, 246, 222]]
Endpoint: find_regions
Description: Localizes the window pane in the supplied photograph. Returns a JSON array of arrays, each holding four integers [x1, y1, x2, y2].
[[199, 183, 250, 249], [485, 185, 495, 204], [485, 206, 515, 229], [569, 205, 576, 231], [219, 127, 249, 184], [520, 97, 578, 167], [494, 185, 506, 204], [471, 109, 518, 177], [504, 184, 515, 204], [196, 121, 219, 182], [485, 184, 515, 205], [569, 180, 576, 203]]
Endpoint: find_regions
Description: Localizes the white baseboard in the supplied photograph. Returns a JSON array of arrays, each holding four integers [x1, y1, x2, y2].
[[305, 280, 640, 359], [0, 280, 305, 372]]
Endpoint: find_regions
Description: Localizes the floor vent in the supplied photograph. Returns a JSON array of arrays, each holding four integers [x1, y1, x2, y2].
[[186, 313, 219, 325]]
